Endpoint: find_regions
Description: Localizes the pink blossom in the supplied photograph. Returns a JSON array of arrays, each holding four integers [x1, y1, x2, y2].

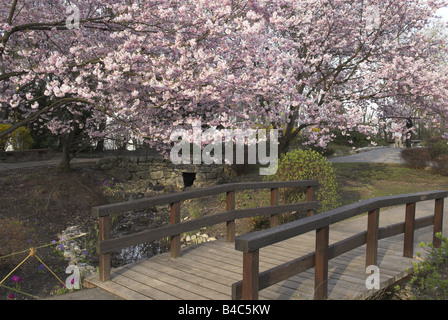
[[2, 23, 12, 32]]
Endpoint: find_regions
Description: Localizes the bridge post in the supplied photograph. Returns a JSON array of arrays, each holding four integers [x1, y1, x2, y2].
[[242, 250, 259, 300], [170, 202, 181, 258], [270, 188, 279, 227], [306, 186, 315, 216], [403, 202, 416, 258], [98, 216, 111, 282], [226, 191, 236, 242], [366, 208, 380, 267], [314, 225, 329, 300], [433, 198, 444, 248]]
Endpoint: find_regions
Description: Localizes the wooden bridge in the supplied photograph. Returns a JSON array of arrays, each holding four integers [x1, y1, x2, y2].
[[85, 181, 447, 300]]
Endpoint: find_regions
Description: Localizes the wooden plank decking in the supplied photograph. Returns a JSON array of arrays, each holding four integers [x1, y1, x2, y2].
[[86, 224, 434, 300]]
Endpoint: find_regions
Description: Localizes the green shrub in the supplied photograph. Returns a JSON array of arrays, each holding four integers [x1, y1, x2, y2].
[[424, 136, 448, 160], [265, 149, 340, 212], [400, 148, 430, 169], [10, 126, 33, 150], [330, 129, 372, 148], [0, 124, 13, 151], [0, 125, 34, 151], [410, 233, 448, 300]]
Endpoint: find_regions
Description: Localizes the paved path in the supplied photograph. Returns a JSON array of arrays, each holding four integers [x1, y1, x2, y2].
[[0, 157, 103, 172], [329, 147, 404, 164], [0, 147, 405, 173]]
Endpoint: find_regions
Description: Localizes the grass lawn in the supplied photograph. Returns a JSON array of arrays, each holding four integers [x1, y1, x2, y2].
[[333, 162, 448, 206]]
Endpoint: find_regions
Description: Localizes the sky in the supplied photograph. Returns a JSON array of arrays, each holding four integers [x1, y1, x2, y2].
[[437, 7, 448, 21]]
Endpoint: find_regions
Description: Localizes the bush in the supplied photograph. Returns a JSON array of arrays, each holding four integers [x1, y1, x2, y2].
[[410, 233, 448, 300], [400, 148, 431, 169], [424, 136, 448, 160], [10, 126, 33, 150], [265, 149, 339, 212], [0, 124, 13, 151], [431, 154, 448, 176], [330, 129, 373, 148], [0, 125, 34, 151]]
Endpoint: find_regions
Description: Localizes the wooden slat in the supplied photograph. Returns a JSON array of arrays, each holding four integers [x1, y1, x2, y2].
[[270, 188, 280, 227], [98, 216, 111, 282], [87, 221, 435, 301], [93, 180, 320, 217], [366, 209, 380, 267], [404, 203, 416, 258], [314, 226, 330, 300], [434, 198, 444, 247], [242, 250, 259, 300], [113, 267, 181, 300], [88, 190, 446, 301], [235, 190, 448, 253], [170, 202, 181, 258], [98, 202, 319, 254], [232, 231, 367, 299], [226, 191, 236, 242]]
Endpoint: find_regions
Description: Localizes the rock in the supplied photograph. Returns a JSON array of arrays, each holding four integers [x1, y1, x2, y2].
[[63, 250, 75, 260], [150, 170, 164, 180], [73, 245, 82, 255]]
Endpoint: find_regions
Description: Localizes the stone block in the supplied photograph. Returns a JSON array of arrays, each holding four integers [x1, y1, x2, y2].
[[150, 170, 164, 180]]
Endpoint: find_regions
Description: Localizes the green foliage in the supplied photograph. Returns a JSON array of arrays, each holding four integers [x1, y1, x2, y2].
[[10, 126, 34, 150], [331, 129, 372, 148], [401, 137, 448, 174], [0, 125, 34, 151], [424, 136, 448, 159], [410, 233, 448, 300], [0, 124, 13, 151], [266, 149, 340, 212]]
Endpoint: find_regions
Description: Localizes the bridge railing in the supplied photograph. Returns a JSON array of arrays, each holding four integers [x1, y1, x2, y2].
[[232, 190, 447, 300], [92, 180, 320, 282]]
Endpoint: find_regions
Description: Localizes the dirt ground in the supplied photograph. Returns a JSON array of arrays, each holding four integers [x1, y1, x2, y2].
[[0, 164, 113, 300], [0, 163, 252, 300]]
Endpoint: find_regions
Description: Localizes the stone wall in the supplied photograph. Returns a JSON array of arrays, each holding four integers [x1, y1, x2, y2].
[[96, 155, 238, 191]]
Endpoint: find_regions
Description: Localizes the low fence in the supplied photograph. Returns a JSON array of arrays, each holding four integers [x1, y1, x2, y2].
[[92, 180, 320, 282], [232, 190, 447, 300]]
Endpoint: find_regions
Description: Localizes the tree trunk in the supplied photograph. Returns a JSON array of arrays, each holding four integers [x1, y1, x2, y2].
[[95, 121, 106, 152], [58, 132, 74, 172]]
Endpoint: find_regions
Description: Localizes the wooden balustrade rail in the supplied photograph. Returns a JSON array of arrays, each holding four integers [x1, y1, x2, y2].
[[232, 190, 447, 300], [92, 180, 320, 282]]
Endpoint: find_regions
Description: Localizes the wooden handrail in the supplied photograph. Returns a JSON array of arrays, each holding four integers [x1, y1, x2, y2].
[[94, 180, 319, 282], [98, 202, 319, 254], [92, 180, 319, 217], [232, 190, 447, 300]]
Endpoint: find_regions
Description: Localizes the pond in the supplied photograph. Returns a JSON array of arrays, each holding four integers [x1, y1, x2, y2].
[[109, 208, 171, 268]]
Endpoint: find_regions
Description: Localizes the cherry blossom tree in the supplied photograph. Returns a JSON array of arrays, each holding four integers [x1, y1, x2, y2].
[[1, 0, 448, 171], [264, 0, 448, 151]]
